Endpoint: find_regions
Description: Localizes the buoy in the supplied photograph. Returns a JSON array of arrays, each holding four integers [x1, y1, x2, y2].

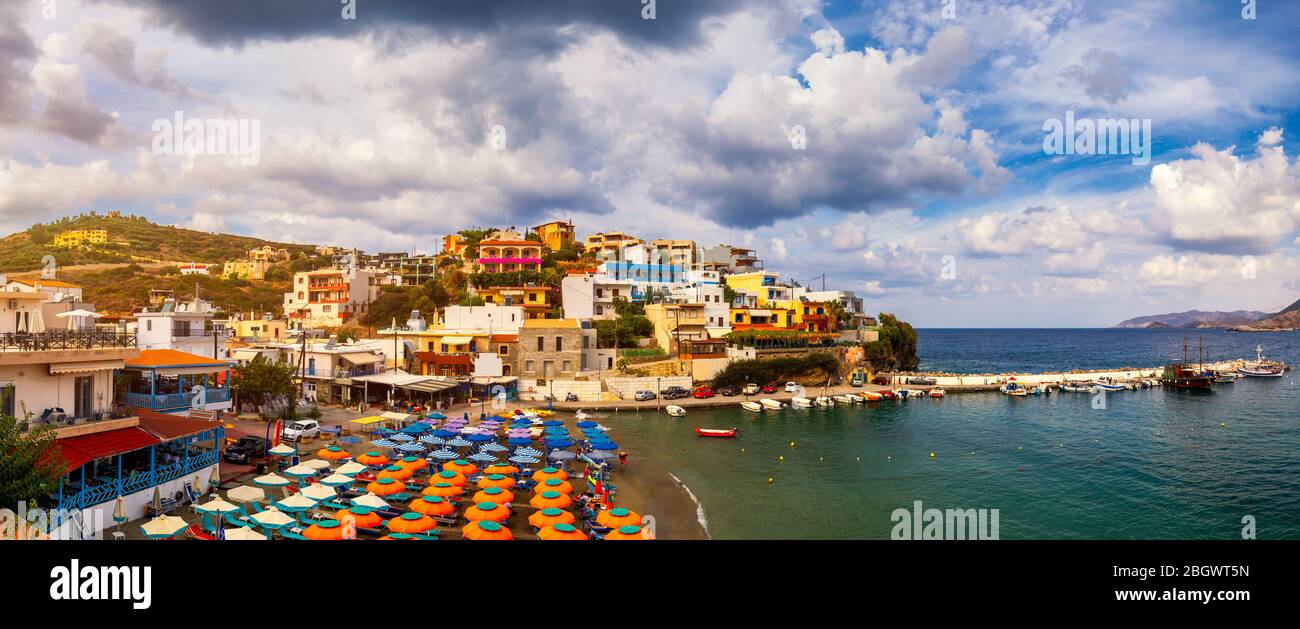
[[970, 451, 975, 455], [767, 478, 774, 484], [789, 441, 795, 448], [778, 455, 784, 461], [886, 455, 891, 460], [1018, 446, 1023, 451], [1220, 422, 1226, 428], [929, 452, 935, 459], [819, 457, 824, 462], [740, 448, 745, 453]]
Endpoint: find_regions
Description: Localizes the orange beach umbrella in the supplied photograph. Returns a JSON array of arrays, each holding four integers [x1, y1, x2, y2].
[[529, 491, 572, 510], [335, 506, 384, 529], [422, 482, 464, 499], [532, 467, 569, 483], [355, 451, 389, 466], [443, 459, 478, 476], [483, 464, 519, 475], [536, 477, 573, 495], [462, 520, 513, 541], [472, 486, 515, 505], [377, 465, 413, 481], [410, 495, 456, 517], [317, 446, 352, 461], [303, 519, 350, 540], [528, 507, 576, 529], [538, 523, 588, 540], [367, 477, 406, 496], [596, 507, 642, 529], [387, 512, 436, 534], [432, 470, 467, 487], [463, 501, 510, 523], [396, 456, 428, 472], [478, 474, 516, 490], [604, 524, 652, 540]]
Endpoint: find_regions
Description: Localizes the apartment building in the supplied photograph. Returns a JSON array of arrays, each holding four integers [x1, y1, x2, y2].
[[475, 230, 544, 273], [282, 267, 376, 328], [532, 220, 576, 252], [560, 273, 634, 320]]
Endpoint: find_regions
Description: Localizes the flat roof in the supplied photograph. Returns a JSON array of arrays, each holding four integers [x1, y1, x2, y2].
[[126, 349, 230, 369]]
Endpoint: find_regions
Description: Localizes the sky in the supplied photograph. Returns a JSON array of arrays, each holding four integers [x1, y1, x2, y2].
[[2, 0, 1299, 326]]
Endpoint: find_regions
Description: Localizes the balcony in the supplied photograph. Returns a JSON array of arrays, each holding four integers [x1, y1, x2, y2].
[[477, 257, 543, 265], [125, 387, 231, 411], [0, 330, 137, 351], [171, 327, 213, 337], [297, 366, 381, 379]]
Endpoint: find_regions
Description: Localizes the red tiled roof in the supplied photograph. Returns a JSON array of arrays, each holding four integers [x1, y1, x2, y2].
[[55, 427, 160, 474], [489, 334, 518, 343], [126, 349, 229, 368], [135, 409, 223, 441]]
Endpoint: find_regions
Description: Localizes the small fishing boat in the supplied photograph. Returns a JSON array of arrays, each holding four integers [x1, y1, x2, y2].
[[1213, 374, 1238, 384], [861, 392, 883, 402], [1238, 344, 1286, 377], [1092, 381, 1126, 392], [790, 396, 814, 408], [760, 398, 784, 410], [574, 410, 591, 421], [813, 396, 834, 407], [879, 390, 897, 401], [695, 427, 738, 438], [1000, 382, 1028, 397], [834, 394, 859, 404], [928, 388, 945, 398], [740, 401, 763, 413], [1059, 381, 1090, 392], [665, 405, 687, 417]]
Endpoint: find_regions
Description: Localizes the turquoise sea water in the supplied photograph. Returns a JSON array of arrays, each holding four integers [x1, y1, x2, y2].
[[600, 329, 1300, 539]]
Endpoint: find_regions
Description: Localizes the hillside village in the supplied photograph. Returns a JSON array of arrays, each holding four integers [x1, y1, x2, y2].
[[1, 213, 911, 427]]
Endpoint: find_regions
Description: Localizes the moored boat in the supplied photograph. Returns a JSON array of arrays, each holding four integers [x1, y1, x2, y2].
[[790, 396, 814, 408], [834, 394, 859, 404], [861, 392, 883, 402], [740, 401, 763, 413], [760, 398, 784, 410], [665, 405, 686, 417], [812, 396, 833, 407], [695, 427, 738, 438], [928, 388, 945, 398], [1238, 344, 1286, 377]]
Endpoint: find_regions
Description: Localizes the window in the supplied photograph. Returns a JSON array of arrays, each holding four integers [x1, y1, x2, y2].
[[555, 336, 562, 351], [582, 336, 589, 349], [74, 376, 93, 418], [564, 360, 572, 373], [536, 336, 544, 351], [735, 313, 742, 322], [525, 360, 534, 373], [528, 293, 537, 302], [0, 383, 14, 417], [595, 288, 603, 298], [595, 306, 603, 316]]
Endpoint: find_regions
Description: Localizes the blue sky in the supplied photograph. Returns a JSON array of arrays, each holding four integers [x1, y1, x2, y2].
[[2, 0, 1299, 326]]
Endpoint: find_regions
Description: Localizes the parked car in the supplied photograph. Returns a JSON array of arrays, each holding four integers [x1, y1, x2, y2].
[[783, 381, 800, 393], [761, 383, 779, 394], [717, 386, 741, 397], [281, 419, 320, 442], [692, 387, 715, 399], [223, 436, 268, 464], [660, 386, 691, 400], [872, 375, 892, 386], [742, 383, 760, 395], [633, 390, 657, 401]]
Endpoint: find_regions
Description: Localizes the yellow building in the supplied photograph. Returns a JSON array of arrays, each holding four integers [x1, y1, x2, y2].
[[442, 234, 467, 257], [773, 300, 832, 332], [532, 220, 576, 252], [645, 303, 709, 355], [650, 239, 696, 266], [248, 245, 289, 263], [723, 271, 791, 307], [223, 259, 271, 280], [729, 306, 797, 331], [53, 229, 108, 249], [582, 232, 642, 257], [476, 286, 552, 319], [229, 318, 288, 341]]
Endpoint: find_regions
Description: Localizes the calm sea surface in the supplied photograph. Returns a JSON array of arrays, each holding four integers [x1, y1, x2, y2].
[[600, 329, 1300, 539]]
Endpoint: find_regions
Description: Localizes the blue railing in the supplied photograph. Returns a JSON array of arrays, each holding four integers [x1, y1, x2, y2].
[[61, 431, 223, 510], [125, 388, 230, 410]]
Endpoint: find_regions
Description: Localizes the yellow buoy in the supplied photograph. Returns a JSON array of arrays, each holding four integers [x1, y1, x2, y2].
[[929, 452, 936, 459], [789, 441, 795, 448], [778, 455, 784, 461], [767, 478, 774, 484], [1220, 422, 1227, 428]]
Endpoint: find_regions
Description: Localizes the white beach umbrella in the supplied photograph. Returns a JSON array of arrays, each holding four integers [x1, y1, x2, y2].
[[282, 463, 317, 478], [140, 515, 188, 538], [319, 473, 355, 487], [112, 496, 127, 524], [268, 443, 296, 456], [223, 526, 267, 541], [253, 473, 290, 487], [351, 492, 390, 510], [273, 493, 317, 511], [227, 485, 266, 504], [30, 309, 44, 333], [250, 507, 295, 528], [299, 483, 337, 502], [335, 461, 367, 476], [195, 497, 240, 515], [301, 458, 331, 470]]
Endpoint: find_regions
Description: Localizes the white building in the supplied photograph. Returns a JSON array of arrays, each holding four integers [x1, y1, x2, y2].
[[134, 297, 226, 360], [178, 263, 211, 276], [439, 304, 526, 334], [668, 284, 730, 329], [282, 267, 377, 328], [560, 274, 634, 320], [4, 277, 85, 302]]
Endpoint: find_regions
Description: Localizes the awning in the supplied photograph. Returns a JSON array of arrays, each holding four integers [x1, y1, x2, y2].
[[469, 376, 519, 386], [231, 349, 266, 361], [351, 372, 429, 386], [401, 379, 460, 393], [340, 353, 384, 366], [350, 416, 385, 425], [380, 411, 418, 422], [438, 336, 472, 345], [55, 427, 161, 474], [49, 359, 124, 374]]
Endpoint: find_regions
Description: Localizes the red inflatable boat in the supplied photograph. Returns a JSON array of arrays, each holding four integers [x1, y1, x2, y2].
[[695, 427, 738, 438]]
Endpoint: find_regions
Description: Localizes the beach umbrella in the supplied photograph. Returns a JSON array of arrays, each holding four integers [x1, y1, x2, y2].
[[302, 458, 331, 470], [575, 420, 598, 428], [336, 506, 383, 529], [528, 507, 576, 529], [374, 427, 396, 436], [464, 501, 510, 523], [303, 519, 350, 540], [401, 422, 431, 434], [250, 507, 295, 529], [335, 461, 368, 476], [352, 493, 391, 511], [517, 447, 543, 457], [140, 515, 188, 539], [472, 486, 515, 505], [589, 440, 618, 451], [466, 433, 493, 444], [268, 443, 296, 457], [604, 525, 652, 540], [112, 496, 128, 527], [299, 483, 337, 502], [410, 495, 455, 517], [227, 485, 265, 504], [542, 420, 564, 427], [462, 520, 513, 541], [396, 455, 428, 472], [484, 463, 519, 475], [338, 435, 363, 445], [443, 459, 478, 476], [538, 523, 588, 541], [481, 443, 508, 453], [317, 446, 351, 461], [253, 473, 291, 488], [319, 473, 355, 487], [419, 435, 446, 446], [422, 482, 464, 499], [282, 464, 317, 479], [433, 429, 458, 438], [478, 474, 516, 490], [508, 455, 540, 465], [507, 437, 533, 446], [366, 477, 407, 496], [467, 452, 497, 463], [426, 412, 447, 420], [537, 477, 573, 495], [390, 433, 414, 442], [529, 491, 572, 510], [370, 439, 399, 449], [585, 451, 616, 462], [446, 437, 472, 448], [432, 469, 467, 487], [396, 442, 426, 453], [355, 451, 390, 467], [544, 438, 573, 449], [377, 464, 413, 481], [209, 467, 222, 488], [547, 451, 577, 462], [224, 526, 266, 541], [533, 467, 569, 483], [274, 493, 317, 512], [428, 449, 458, 460], [387, 512, 436, 534], [597, 507, 642, 529], [196, 497, 239, 516]]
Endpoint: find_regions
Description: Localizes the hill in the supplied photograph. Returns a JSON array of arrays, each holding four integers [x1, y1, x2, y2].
[[0, 212, 317, 273], [20, 264, 293, 316], [1249, 298, 1300, 330], [1113, 309, 1270, 329]]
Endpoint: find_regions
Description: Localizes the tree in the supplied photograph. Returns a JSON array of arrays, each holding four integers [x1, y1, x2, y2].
[[0, 414, 64, 510], [231, 356, 297, 414], [824, 300, 849, 331]]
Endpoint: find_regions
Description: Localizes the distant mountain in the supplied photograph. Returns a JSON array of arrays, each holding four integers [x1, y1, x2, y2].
[[1249, 298, 1300, 330], [1113, 309, 1271, 329]]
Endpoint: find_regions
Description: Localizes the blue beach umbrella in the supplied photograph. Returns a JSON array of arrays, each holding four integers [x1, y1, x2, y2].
[[428, 449, 458, 460], [544, 438, 574, 449], [338, 435, 362, 445], [466, 433, 494, 443], [507, 437, 533, 446], [390, 433, 414, 442], [575, 420, 598, 428], [517, 447, 543, 457], [542, 420, 564, 427], [447, 437, 472, 448], [589, 441, 618, 451], [586, 450, 616, 461], [426, 412, 447, 420], [419, 435, 445, 445], [397, 442, 427, 453], [433, 429, 458, 438], [370, 439, 399, 448], [468, 452, 497, 463], [482, 443, 508, 452], [548, 451, 577, 461], [509, 455, 540, 464]]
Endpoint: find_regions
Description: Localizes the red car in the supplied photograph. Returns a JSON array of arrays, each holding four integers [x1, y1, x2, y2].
[[761, 383, 779, 394], [692, 387, 715, 399]]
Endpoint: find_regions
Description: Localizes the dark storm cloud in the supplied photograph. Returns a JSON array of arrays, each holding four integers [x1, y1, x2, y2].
[[95, 0, 746, 50], [0, 21, 37, 125]]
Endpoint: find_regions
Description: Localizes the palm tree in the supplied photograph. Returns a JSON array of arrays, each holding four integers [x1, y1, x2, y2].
[[825, 300, 849, 332]]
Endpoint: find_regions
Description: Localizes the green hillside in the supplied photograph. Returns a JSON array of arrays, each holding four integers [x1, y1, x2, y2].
[[0, 211, 317, 272]]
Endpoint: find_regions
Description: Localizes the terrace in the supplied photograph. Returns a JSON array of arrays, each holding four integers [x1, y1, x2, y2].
[[0, 330, 137, 352]]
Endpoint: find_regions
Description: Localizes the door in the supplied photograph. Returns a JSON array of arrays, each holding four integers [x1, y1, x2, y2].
[[74, 376, 93, 418]]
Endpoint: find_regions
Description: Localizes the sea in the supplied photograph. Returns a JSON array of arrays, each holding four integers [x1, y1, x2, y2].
[[598, 329, 1300, 539]]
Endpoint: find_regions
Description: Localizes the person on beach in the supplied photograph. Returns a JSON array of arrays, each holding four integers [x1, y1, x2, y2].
[[618, 451, 628, 466]]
